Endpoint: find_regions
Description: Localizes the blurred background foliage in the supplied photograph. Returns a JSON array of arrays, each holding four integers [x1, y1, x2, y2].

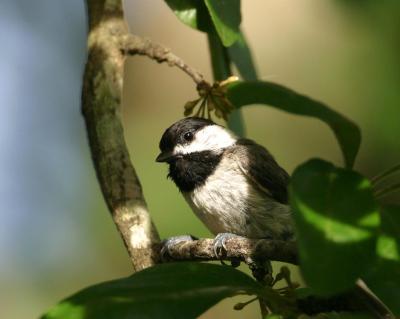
[[0, 0, 399, 318]]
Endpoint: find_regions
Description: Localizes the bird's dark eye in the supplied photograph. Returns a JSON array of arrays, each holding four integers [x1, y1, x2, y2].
[[183, 131, 193, 141]]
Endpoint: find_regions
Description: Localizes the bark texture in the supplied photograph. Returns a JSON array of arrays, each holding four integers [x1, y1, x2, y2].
[[82, 0, 160, 271], [161, 237, 298, 265]]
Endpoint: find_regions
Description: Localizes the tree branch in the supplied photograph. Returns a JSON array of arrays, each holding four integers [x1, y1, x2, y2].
[[161, 237, 299, 265], [120, 34, 206, 86], [82, 0, 160, 271]]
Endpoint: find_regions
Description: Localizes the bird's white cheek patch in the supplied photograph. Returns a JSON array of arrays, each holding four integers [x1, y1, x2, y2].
[[173, 125, 236, 155]]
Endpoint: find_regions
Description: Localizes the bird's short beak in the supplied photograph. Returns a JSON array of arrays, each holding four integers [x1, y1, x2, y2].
[[156, 151, 175, 163]]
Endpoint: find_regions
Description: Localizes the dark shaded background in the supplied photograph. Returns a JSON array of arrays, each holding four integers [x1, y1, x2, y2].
[[0, 1, 399, 318]]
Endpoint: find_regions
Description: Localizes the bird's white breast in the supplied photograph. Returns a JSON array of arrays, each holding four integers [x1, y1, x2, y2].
[[182, 155, 292, 238]]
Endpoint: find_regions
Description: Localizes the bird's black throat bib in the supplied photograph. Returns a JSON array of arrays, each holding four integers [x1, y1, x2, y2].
[[168, 151, 223, 192]]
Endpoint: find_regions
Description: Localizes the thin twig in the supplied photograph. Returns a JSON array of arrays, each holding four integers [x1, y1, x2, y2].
[[371, 163, 400, 185], [374, 182, 400, 200], [120, 34, 206, 86]]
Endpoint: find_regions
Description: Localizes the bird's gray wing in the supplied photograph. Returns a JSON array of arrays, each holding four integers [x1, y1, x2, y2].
[[227, 138, 290, 204]]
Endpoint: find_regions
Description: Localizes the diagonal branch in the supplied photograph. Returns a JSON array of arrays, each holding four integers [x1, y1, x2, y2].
[[82, 0, 160, 271]]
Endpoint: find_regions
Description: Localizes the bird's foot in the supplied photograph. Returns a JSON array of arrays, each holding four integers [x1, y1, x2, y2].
[[160, 235, 197, 262], [213, 233, 242, 260]]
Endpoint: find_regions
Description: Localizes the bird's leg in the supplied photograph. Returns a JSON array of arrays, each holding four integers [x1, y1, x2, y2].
[[160, 235, 198, 262], [213, 233, 243, 266], [213, 233, 242, 259]]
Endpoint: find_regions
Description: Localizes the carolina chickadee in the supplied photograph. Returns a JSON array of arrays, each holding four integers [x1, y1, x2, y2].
[[156, 117, 294, 254]]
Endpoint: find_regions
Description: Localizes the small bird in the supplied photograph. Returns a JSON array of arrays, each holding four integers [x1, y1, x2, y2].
[[156, 117, 294, 255], [156, 117, 393, 318]]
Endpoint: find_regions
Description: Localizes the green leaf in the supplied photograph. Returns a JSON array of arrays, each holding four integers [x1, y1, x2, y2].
[[164, 0, 212, 32], [289, 159, 379, 295], [226, 31, 257, 135], [41, 262, 263, 319], [227, 81, 361, 168], [227, 31, 258, 81], [207, 29, 245, 136], [294, 287, 315, 299], [363, 205, 400, 315], [166, 0, 245, 134], [204, 0, 241, 47], [164, 0, 243, 46], [207, 30, 231, 81]]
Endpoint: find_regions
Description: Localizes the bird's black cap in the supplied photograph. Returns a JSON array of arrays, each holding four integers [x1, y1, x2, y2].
[[158, 117, 215, 153]]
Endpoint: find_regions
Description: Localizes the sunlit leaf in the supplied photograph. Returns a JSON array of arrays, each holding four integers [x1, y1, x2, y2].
[[227, 81, 361, 168], [289, 159, 379, 295], [363, 205, 400, 315], [204, 0, 241, 47], [164, 0, 211, 31], [164, 0, 242, 47], [41, 262, 263, 319]]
